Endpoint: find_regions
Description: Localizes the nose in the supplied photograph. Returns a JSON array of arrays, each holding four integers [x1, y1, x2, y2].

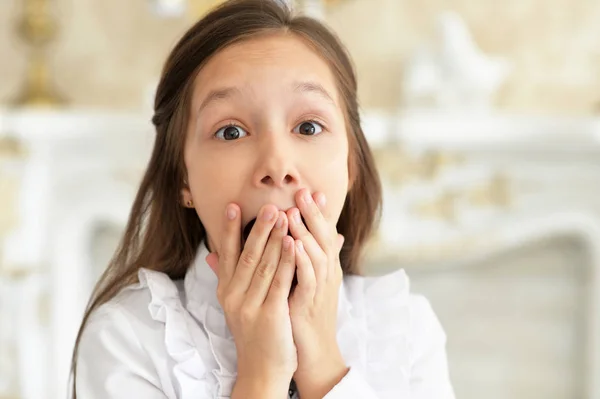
[[252, 133, 300, 189]]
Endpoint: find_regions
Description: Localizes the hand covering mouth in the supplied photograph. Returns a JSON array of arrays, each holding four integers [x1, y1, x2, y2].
[[241, 214, 306, 245], [241, 215, 305, 294]]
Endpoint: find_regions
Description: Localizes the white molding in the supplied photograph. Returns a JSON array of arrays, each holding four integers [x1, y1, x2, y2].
[[403, 212, 600, 399], [361, 111, 600, 151], [49, 178, 133, 399]]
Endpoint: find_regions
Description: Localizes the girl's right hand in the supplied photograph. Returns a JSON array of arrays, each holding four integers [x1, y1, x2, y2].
[[206, 203, 297, 395]]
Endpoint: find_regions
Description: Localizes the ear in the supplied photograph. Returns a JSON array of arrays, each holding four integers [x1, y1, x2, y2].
[[181, 177, 193, 207], [181, 188, 192, 206]]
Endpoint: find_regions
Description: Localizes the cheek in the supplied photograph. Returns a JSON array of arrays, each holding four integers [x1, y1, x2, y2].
[[191, 176, 225, 249], [186, 149, 245, 250], [313, 142, 349, 224]]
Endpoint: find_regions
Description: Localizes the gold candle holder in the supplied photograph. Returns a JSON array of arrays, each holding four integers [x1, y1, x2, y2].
[[11, 0, 65, 107]]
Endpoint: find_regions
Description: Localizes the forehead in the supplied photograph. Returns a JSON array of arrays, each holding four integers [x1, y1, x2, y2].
[[191, 33, 340, 106]]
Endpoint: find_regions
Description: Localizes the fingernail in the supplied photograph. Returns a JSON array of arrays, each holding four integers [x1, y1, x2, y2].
[[317, 193, 326, 208], [296, 240, 304, 253], [283, 236, 292, 251], [303, 191, 313, 204], [293, 209, 301, 224], [226, 205, 237, 220], [262, 206, 275, 221], [276, 213, 285, 229]]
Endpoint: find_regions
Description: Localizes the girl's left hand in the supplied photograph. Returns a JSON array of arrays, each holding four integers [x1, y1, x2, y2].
[[286, 189, 349, 399]]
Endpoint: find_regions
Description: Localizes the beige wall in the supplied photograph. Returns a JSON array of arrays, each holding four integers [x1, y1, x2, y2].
[[0, 0, 190, 110], [327, 0, 600, 114], [1, 0, 599, 114]]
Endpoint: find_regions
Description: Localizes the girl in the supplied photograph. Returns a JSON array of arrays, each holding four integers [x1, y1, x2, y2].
[[71, 0, 455, 398]]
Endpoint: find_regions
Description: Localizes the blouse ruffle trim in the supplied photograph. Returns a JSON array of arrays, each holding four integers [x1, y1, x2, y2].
[[138, 268, 216, 398]]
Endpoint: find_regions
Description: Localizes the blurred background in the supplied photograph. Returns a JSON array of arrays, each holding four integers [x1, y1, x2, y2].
[[1, 0, 600, 398]]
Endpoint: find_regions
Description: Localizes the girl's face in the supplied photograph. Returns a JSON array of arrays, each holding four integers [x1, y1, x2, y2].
[[182, 34, 350, 253]]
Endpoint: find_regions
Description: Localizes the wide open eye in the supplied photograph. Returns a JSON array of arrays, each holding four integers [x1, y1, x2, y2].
[[215, 124, 248, 140], [293, 120, 323, 136]]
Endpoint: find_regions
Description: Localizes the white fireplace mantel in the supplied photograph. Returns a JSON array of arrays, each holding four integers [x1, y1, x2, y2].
[[0, 109, 155, 399]]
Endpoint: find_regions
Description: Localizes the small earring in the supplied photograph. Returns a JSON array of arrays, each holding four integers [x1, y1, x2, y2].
[[186, 200, 193, 208]]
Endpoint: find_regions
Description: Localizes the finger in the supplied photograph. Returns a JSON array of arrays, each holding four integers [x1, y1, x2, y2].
[[266, 235, 296, 306], [296, 189, 334, 253], [290, 239, 316, 305], [230, 204, 278, 294], [337, 234, 345, 252], [313, 191, 328, 215], [205, 252, 219, 276], [288, 207, 328, 283], [218, 203, 242, 285], [246, 212, 288, 306], [333, 234, 345, 283]]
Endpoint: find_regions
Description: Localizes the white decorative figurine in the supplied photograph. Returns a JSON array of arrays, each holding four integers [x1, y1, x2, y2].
[[403, 11, 512, 110]]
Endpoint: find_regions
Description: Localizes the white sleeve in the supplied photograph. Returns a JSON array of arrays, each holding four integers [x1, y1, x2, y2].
[[322, 367, 381, 398], [408, 295, 455, 399], [75, 305, 168, 399], [323, 295, 455, 399]]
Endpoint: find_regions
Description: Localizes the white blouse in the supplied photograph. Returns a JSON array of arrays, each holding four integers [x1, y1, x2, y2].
[[75, 245, 455, 399]]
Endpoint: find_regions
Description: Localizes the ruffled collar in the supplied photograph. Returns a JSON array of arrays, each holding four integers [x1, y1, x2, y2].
[[183, 243, 221, 311], [139, 243, 411, 397]]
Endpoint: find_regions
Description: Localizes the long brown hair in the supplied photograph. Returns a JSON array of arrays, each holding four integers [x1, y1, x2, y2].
[[70, 0, 381, 396]]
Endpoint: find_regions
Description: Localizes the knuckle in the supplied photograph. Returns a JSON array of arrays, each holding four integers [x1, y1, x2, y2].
[[302, 278, 316, 292], [281, 252, 293, 265], [239, 251, 257, 267], [256, 260, 274, 278], [222, 295, 239, 314], [309, 204, 321, 218], [239, 305, 255, 323], [270, 276, 283, 290]]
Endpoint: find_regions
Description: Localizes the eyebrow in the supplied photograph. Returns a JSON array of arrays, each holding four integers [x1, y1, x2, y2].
[[293, 81, 336, 105], [196, 80, 336, 116], [196, 86, 242, 115]]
